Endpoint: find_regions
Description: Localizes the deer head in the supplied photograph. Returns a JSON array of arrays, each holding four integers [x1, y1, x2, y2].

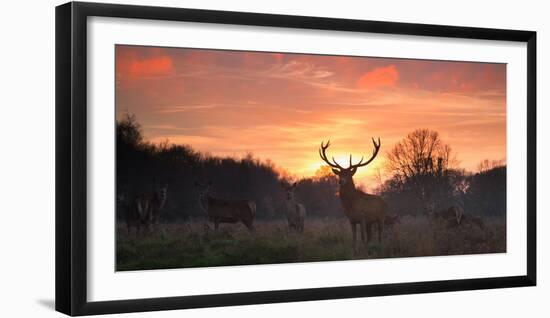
[[194, 181, 213, 213], [319, 138, 381, 187], [194, 181, 213, 198], [156, 184, 168, 199], [152, 179, 168, 209], [280, 181, 297, 201], [151, 178, 168, 199]]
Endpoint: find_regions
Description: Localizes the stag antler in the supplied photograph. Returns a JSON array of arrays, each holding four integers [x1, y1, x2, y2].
[[319, 140, 345, 170], [319, 138, 381, 171], [349, 137, 381, 170]]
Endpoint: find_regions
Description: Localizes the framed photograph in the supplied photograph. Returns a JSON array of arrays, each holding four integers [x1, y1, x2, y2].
[[56, 1, 536, 316]]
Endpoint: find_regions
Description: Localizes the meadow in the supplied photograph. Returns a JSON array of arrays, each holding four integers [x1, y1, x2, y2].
[[116, 216, 506, 271]]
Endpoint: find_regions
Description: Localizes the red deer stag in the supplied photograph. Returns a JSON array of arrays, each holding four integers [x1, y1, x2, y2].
[[194, 181, 256, 231], [280, 181, 306, 232], [319, 139, 387, 248]]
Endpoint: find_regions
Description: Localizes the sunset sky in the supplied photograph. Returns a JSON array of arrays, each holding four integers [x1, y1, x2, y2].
[[115, 45, 506, 188]]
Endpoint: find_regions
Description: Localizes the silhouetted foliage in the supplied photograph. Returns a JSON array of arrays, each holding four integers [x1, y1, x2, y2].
[[464, 165, 506, 216], [116, 116, 505, 223], [379, 161, 506, 217], [116, 115, 341, 222]]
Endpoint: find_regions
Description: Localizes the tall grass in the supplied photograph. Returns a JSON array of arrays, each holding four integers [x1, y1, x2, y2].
[[116, 216, 505, 271]]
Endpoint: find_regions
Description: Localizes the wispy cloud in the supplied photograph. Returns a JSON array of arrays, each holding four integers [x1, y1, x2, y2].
[[155, 105, 220, 114], [117, 46, 506, 178]]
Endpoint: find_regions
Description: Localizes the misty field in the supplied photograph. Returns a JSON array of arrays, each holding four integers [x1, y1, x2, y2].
[[116, 216, 505, 271]]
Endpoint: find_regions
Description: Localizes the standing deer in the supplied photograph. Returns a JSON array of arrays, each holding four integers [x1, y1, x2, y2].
[[319, 138, 387, 248], [118, 183, 168, 234], [194, 181, 256, 232], [136, 183, 168, 232], [280, 181, 306, 232]]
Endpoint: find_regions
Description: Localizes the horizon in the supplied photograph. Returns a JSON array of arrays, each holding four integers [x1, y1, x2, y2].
[[116, 45, 506, 189]]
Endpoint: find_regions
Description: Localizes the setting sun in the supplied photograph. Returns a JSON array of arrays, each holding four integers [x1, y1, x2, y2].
[[116, 45, 505, 187]]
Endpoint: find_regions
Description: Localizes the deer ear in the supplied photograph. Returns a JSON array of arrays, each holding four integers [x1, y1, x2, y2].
[[350, 168, 358, 176], [331, 168, 340, 175]]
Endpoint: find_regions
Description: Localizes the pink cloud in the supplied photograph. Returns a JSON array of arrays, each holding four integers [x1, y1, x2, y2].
[[356, 65, 399, 89], [128, 56, 173, 77], [116, 48, 174, 84]]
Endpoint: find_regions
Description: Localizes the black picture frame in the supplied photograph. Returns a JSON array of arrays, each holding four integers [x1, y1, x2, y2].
[[55, 1, 537, 316]]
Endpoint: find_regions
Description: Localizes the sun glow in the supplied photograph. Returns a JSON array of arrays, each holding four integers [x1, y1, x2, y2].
[[117, 46, 506, 179]]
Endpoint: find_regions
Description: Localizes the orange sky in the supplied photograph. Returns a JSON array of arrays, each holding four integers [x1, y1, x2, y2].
[[116, 45, 506, 189]]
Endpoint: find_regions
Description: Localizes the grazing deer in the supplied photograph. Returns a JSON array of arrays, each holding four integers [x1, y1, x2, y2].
[[118, 183, 168, 234], [433, 206, 485, 230], [280, 181, 306, 232], [319, 138, 387, 248], [194, 181, 256, 232], [433, 205, 464, 228]]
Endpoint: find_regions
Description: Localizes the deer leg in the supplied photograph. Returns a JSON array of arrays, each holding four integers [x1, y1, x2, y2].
[[377, 221, 383, 243], [144, 217, 150, 234], [367, 223, 373, 244], [350, 222, 357, 248], [360, 219, 367, 245], [243, 219, 254, 232], [126, 219, 131, 236], [149, 214, 154, 234], [154, 213, 160, 234]]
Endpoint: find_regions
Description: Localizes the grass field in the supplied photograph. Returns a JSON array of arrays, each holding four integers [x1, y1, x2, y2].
[[116, 215, 505, 271]]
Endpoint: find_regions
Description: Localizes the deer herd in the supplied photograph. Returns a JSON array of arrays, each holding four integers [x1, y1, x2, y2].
[[118, 136, 484, 248]]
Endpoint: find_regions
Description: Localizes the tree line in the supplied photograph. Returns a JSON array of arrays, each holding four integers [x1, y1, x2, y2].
[[116, 113, 506, 222]]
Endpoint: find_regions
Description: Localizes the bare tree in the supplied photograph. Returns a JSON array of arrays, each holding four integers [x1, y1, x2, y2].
[[385, 129, 457, 213], [477, 159, 505, 173]]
